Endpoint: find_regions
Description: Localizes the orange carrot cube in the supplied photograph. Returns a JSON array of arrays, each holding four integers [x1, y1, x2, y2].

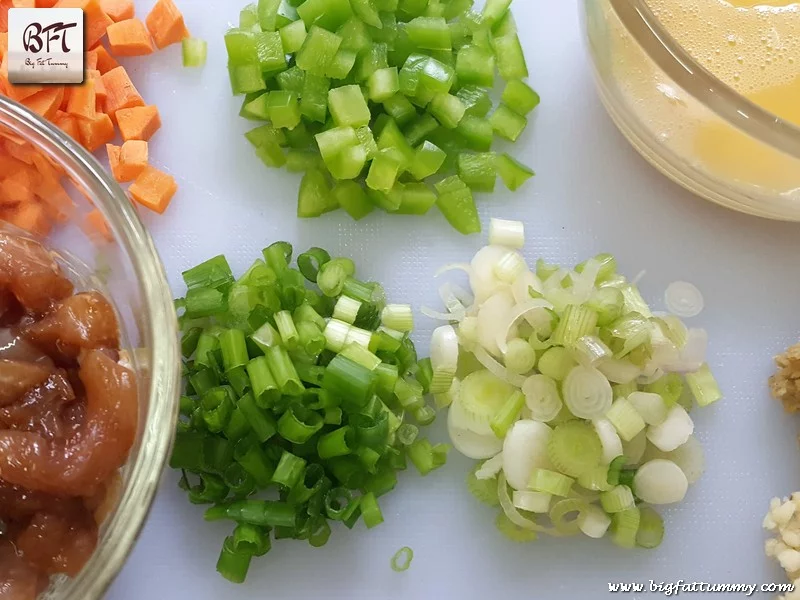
[[107, 18, 153, 56], [116, 105, 161, 141], [129, 166, 177, 214]]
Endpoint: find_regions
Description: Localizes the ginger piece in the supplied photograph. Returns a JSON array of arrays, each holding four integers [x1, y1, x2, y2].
[[770, 343, 800, 413]]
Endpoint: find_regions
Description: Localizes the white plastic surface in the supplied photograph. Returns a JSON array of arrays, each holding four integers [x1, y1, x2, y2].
[[107, 1, 800, 598]]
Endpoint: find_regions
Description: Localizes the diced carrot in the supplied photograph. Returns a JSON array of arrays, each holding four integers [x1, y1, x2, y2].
[[101, 66, 144, 116], [7, 84, 43, 102], [66, 78, 97, 119], [116, 105, 160, 141], [129, 165, 176, 214], [0, 33, 7, 61], [106, 143, 123, 181], [0, 0, 11, 32], [55, 0, 113, 48], [5, 201, 51, 237], [21, 87, 64, 120], [100, 0, 133, 22], [77, 112, 114, 152], [107, 18, 153, 56], [88, 44, 119, 74], [117, 139, 147, 181], [53, 110, 80, 142], [87, 70, 107, 105], [35, 175, 74, 224], [145, 0, 189, 49], [84, 208, 113, 241], [85, 52, 98, 72], [0, 169, 38, 204], [12, 0, 36, 6], [0, 149, 32, 176], [3, 139, 35, 164], [35, 0, 58, 6]]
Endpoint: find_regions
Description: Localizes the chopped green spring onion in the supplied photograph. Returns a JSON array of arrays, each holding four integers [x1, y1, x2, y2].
[[391, 546, 414, 572]]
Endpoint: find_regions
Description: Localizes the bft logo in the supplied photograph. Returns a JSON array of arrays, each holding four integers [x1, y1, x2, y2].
[[8, 8, 84, 84]]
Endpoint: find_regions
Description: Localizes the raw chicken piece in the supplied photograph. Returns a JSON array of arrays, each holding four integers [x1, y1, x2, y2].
[[0, 233, 72, 314], [0, 361, 52, 407]]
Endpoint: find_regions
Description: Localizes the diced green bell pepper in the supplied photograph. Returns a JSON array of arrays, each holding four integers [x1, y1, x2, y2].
[[338, 17, 372, 53], [286, 150, 322, 172], [457, 152, 497, 192], [489, 104, 527, 141], [496, 153, 535, 191], [285, 121, 314, 148], [403, 113, 438, 146], [279, 19, 307, 54], [356, 43, 389, 82], [398, 0, 428, 20], [406, 17, 452, 50], [333, 180, 374, 220], [471, 26, 493, 51], [329, 85, 371, 127], [355, 126, 378, 159], [434, 175, 480, 234], [368, 67, 400, 103], [349, 0, 382, 28], [257, 0, 281, 31], [429, 93, 465, 129], [296, 0, 353, 31], [366, 150, 403, 193], [395, 182, 437, 215], [268, 90, 301, 129], [492, 10, 516, 37], [388, 27, 416, 70], [408, 140, 446, 180], [315, 126, 358, 164], [457, 114, 493, 151], [241, 92, 270, 120], [276, 0, 299, 28], [297, 26, 342, 76], [383, 94, 418, 127], [300, 74, 331, 123], [225, 29, 259, 66], [366, 187, 401, 212], [448, 20, 470, 49], [229, 64, 267, 95], [418, 56, 456, 95], [444, 0, 474, 20], [374, 0, 399, 9], [367, 12, 398, 45], [377, 118, 415, 167], [240, 3, 260, 29], [276, 66, 306, 93], [424, 0, 445, 18], [482, 0, 512, 24], [329, 144, 367, 180], [455, 85, 492, 117], [326, 49, 358, 79], [399, 54, 428, 97], [501, 80, 540, 115], [456, 44, 495, 87], [494, 33, 528, 80], [255, 31, 287, 72], [298, 168, 337, 217], [247, 124, 287, 167]]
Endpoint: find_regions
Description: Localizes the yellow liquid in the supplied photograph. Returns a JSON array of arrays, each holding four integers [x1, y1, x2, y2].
[[612, 0, 800, 195]]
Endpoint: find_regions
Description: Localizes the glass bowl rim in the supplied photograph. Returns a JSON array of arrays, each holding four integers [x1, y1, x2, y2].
[[0, 95, 181, 599], [607, 0, 800, 160]]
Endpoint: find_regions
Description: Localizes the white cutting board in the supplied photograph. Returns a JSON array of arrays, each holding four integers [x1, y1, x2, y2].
[[105, 1, 800, 598]]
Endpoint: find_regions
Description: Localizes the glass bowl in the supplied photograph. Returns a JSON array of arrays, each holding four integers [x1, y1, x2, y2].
[[0, 95, 180, 599], [580, 0, 800, 220]]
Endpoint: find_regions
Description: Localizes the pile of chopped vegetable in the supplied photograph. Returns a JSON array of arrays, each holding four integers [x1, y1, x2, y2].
[[427, 218, 722, 547], [172, 243, 447, 582], [226, 0, 538, 233], [0, 0, 205, 232]]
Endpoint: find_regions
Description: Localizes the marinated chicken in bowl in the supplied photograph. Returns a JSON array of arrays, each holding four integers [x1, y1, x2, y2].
[[0, 230, 138, 598]]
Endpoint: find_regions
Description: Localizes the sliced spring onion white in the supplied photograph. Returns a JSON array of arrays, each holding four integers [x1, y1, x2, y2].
[[594, 419, 623, 465], [578, 504, 612, 539], [513, 490, 552, 514], [478, 291, 517, 357], [448, 396, 504, 459], [434, 262, 472, 278], [420, 305, 465, 322], [502, 420, 553, 491], [430, 225, 717, 550], [646, 405, 694, 452], [633, 459, 688, 504], [562, 365, 613, 420], [627, 391, 668, 426], [475, 452, 504, 480], [522, 374, 562, 423], [664, 281, 704, 318], [489, 218, 525, 249]]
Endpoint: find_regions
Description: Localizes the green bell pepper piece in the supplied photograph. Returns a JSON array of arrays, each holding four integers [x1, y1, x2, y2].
[[329, 144, 367, 180], [279, 19, 307, 54], [457, 114, 493, 151], [366, 150, 403, 193], [329, 85, 371, 127], [276, 66, 305, 93], [406, 17, 451, 50], [326, 49, 358, 79], [408, 140, 446, 180], [297, 26, 342, 76], [501, 80, 540, 115], [455, 44, 496, 87], [225, 29, 259, 66], [286, 150, 322, 172], [268, 90, 301, 129], [457, 152, 497, 192], [229, 64, 267, 95], [403, 113, 438, 146], [444, 0, 474, 20], [240, 4, 260, 29], [333, 180, 374, 220], [338, 17, 372, 53], [355, 43, 389, 82], [435, 175, 480, 234], [455, 85, 492, 117], [383, 94, 418, 127], [241, 92, 271, 120], [396, 182, 437, 215], [298, 168, 337, 217], [297, 0, 353, 31], [300, 74, 331, 123], [482, 0, 512, 24], [429, 93, 466, 129], [377, 118, 415, 167], [350, 0, 382, 28], [355, 126, 378, 159], [489, 104, 527, 141], [257, 0, 281, 31], [368, 67, 400, 103], [255, 31, 287, 72], [285, 121, 314, 148], [494, 33, 528, 80], [496, 153, 535, 191], [315, 126, 359, 164]]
